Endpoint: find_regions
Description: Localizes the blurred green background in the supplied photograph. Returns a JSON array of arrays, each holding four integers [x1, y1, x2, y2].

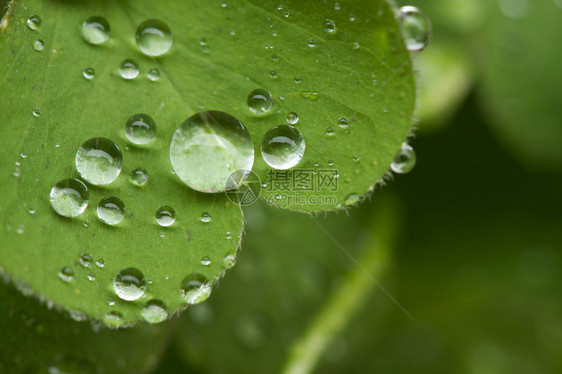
[[1, 0, 561, 373]]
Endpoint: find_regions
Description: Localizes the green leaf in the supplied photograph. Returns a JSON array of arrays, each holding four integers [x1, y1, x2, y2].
[[0, 0, 413, 324], [0, 279, 169, 373], [174, 195, 399, 373], [476, 0, 562, 170]]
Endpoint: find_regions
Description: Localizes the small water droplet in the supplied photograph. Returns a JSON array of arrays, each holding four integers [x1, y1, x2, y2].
[[391, 143, 416, 174], [12, 168, 21, 177], [201, 256, 211, 266], [83, 67, 95, 80], [107, 297, 115, 306], [200, 212, 212, 223], [96, 259, 105, 268], [352, 41, 360, 50], [26, 15, 41, 30], [16, 224, 24, 234], [286, 112, 299, 125], [307, 38, 317, 47], [59, 267, 74, 282], [247, 88, 273, 115], [170, 111, 254, 193], [27, 206, 36, 214], [148, 68, 160, 81], [81, 16, 111, 45], [32, 108, 41, 117], [141, 300, 168, 324], [50, 178, 89, 217], [125, 114, 156, 145], [223, 254, 237, 269], [156, 206, 175, 227], [135, 19, 173, 56], [261, 125, 305, 170], [180, 273, 212, 305], [113, 267, 146, 301], [97, 196, 125, 225], [326, 127, 335, 136], [79, 253, 93, 268], [301, 91, 319, 100], [334, 2, 341, 11], [269, 70, 278, 79], [344, 193, 359, 206], [338, 117, 349, 128], [119, 59, 139, 80], [328, 160, 334, 166], [130, 167, 149, 187], [75, 137, 123, 185], [398, 6, 431, 51], [33, 39, 44, 51], [352, 155, 360, 162], [324, 19, 337, 34], [83, 220, 89, 228], [87, 273, 96, 281], [226, 231, 233, 240], [103, 311, 123, 327]]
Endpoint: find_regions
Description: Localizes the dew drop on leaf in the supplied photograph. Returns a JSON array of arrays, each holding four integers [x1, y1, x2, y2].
[[286, 112, 299, 125], [261, 125, 305, 170], [82, 67, 95, 80], [391, 143, 416, 174], [130, 167, 149, 187], [147, 67, 160, 81], [156, 206, 176, 227], [58, 267, 74, 282], [125, 113, 156, 145], [26, 15, 41, 30], [79, 253, 93, 268], [75, 137, 123, 185], [170, 111, 254, 193], [113, 267, 146, 301], [33, 39, 44, 51], [398, 6, 431, 51], [135, 19, 173, 57], [97, 196, 126, 225], [180, 273, 212, 305], [247, 88, 273, 115], [119, 59, 139, 80], [49, 178, 89, 218], [141, 300, 168, 324], [81, 16, 111, 45]]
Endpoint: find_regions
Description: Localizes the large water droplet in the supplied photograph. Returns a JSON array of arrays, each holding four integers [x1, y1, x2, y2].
[[170, 111, 254, 193], [398, 6, 431, 51], [130, 167, 149, 187], [135, 19, 173, 56], [27, 15, 41, 30], [286, 112, 299, 125], [97, 196, 125, 225], [81, 16, 110, 45], [180, 273, 212, 305], [119, 59, 139, 80], [391, 143, 416, 174], [75, 137, 123, 185], [58, 267, 74, 282], [113, 267, 146, 301], [142, 300, 168, 324], [247, 88, 273, 115], [156, 206, 175, 227], [261, 125, 305, 170], [125, 114, 156, 145], [33, 39, 44, 51], [50, 178, 89, 217]]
